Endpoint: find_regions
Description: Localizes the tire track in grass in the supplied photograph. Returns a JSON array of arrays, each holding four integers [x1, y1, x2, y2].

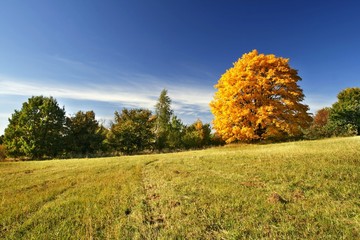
[[93, 159, 159, 239], [139, 159, 165, 239]]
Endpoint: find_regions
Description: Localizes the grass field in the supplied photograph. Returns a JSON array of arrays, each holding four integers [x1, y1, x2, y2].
[[1, 137, 360, 239]]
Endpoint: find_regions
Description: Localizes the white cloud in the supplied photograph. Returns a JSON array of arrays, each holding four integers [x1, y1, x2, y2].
[[303, 94, 336, 114], [0, 74, 214, 115], [0, 73, 337, 117]]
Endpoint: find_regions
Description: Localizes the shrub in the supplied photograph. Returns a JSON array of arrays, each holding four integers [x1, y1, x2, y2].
[[329, 123, 358, 137], [304, 125, 332, 140]]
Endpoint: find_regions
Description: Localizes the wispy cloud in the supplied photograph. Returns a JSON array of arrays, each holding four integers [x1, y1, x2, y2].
[[0, 72, 216, 134], [303, 94, 336, 114], [0, 74, 214, 115], [0, 72, 337, 117]]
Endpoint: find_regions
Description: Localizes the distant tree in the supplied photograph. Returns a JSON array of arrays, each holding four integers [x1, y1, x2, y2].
[[0, 135, 3, 145], [182, 119, 212, 149], [109, 108, 154, 155], [154, 89, 173, 151], [304, 108, 332, 139], [210, 50, 312, 143], [313, 108, 331, 127], [65, 111, 105, 156], [329, 87, 360, 135], [4, 96, 66, 159], [193, 119, 211, 147], [167, 116, 185, 149]]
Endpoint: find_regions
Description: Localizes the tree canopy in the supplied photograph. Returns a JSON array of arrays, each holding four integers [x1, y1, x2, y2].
[[109, 108, 154, 155], [4, 96, 66, 159], [304, 107, 332, 140], [182, 119, 211, 149], [65, 111, 105, 156], [210, 50, 312, 142], [329, 87, 360, 135], [313, 108, 331, 127]]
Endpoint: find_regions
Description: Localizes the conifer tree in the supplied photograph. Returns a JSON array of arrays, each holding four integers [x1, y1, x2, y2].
[[154, 89, 173, 151]]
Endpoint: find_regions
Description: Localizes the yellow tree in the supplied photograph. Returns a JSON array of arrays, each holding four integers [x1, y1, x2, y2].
[[210, 50, 312, 142]]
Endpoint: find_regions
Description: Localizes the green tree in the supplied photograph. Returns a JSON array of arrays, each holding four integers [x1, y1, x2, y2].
[[182, 119, 212, 149], [65, 111, 105, 156], [154, 89, 173, 151], [329, 87, 360, 135], [4, 96, 66, 159], [167, 116, 185, 149], [109, 108, 154, 155]]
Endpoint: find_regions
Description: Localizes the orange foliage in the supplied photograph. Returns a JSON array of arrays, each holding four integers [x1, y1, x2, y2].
[[210, 50, 312, 142], [313, 108, 330, 127]]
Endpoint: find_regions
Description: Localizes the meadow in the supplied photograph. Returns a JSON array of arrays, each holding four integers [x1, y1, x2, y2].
[[1, 137, 359, 239]]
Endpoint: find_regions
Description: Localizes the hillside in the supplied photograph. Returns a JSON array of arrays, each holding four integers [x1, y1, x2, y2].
[[1, 137, 359, 239]]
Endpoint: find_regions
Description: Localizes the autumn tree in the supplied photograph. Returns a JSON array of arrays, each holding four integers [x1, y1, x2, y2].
[[313, 107, 331, 127], [304, 107, 332, 139], [210, 50, 312, 142], [4, 96, 66, 159], [109, 108, 154, 155], [65, 111, 105, 156]]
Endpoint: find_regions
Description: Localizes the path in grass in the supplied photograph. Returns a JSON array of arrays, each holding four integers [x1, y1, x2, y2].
[[1, 137, 360, 239]]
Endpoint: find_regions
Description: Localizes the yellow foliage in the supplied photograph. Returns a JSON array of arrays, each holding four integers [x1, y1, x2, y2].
[[210, 50, 312, 142]]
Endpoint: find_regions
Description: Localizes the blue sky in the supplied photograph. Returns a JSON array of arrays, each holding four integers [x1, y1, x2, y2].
[[1, 0, 359, 135]]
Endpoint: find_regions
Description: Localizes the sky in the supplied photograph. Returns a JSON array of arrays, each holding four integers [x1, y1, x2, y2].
[[1, 0, 360, 135]]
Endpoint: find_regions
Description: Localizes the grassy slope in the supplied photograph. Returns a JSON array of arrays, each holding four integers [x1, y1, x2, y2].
[[1, 137, 359, 239]]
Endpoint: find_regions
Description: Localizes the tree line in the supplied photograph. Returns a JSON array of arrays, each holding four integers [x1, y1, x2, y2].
[[0, 50, 359, 160], [0, 89, 222, 160], [304, 87, 360, 139]]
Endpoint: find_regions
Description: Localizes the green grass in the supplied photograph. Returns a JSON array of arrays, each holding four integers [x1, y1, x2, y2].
[[1, 137, 360, 239]]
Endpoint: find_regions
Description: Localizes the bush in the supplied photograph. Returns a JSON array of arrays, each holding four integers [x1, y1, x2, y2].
[[304, 122, 358, 140], [329, 123, 358, 137], [210, 133, 225, 146], [304, 125, 332, 140], [0, 145, 6, 161], [182, 130, 201, 149]]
